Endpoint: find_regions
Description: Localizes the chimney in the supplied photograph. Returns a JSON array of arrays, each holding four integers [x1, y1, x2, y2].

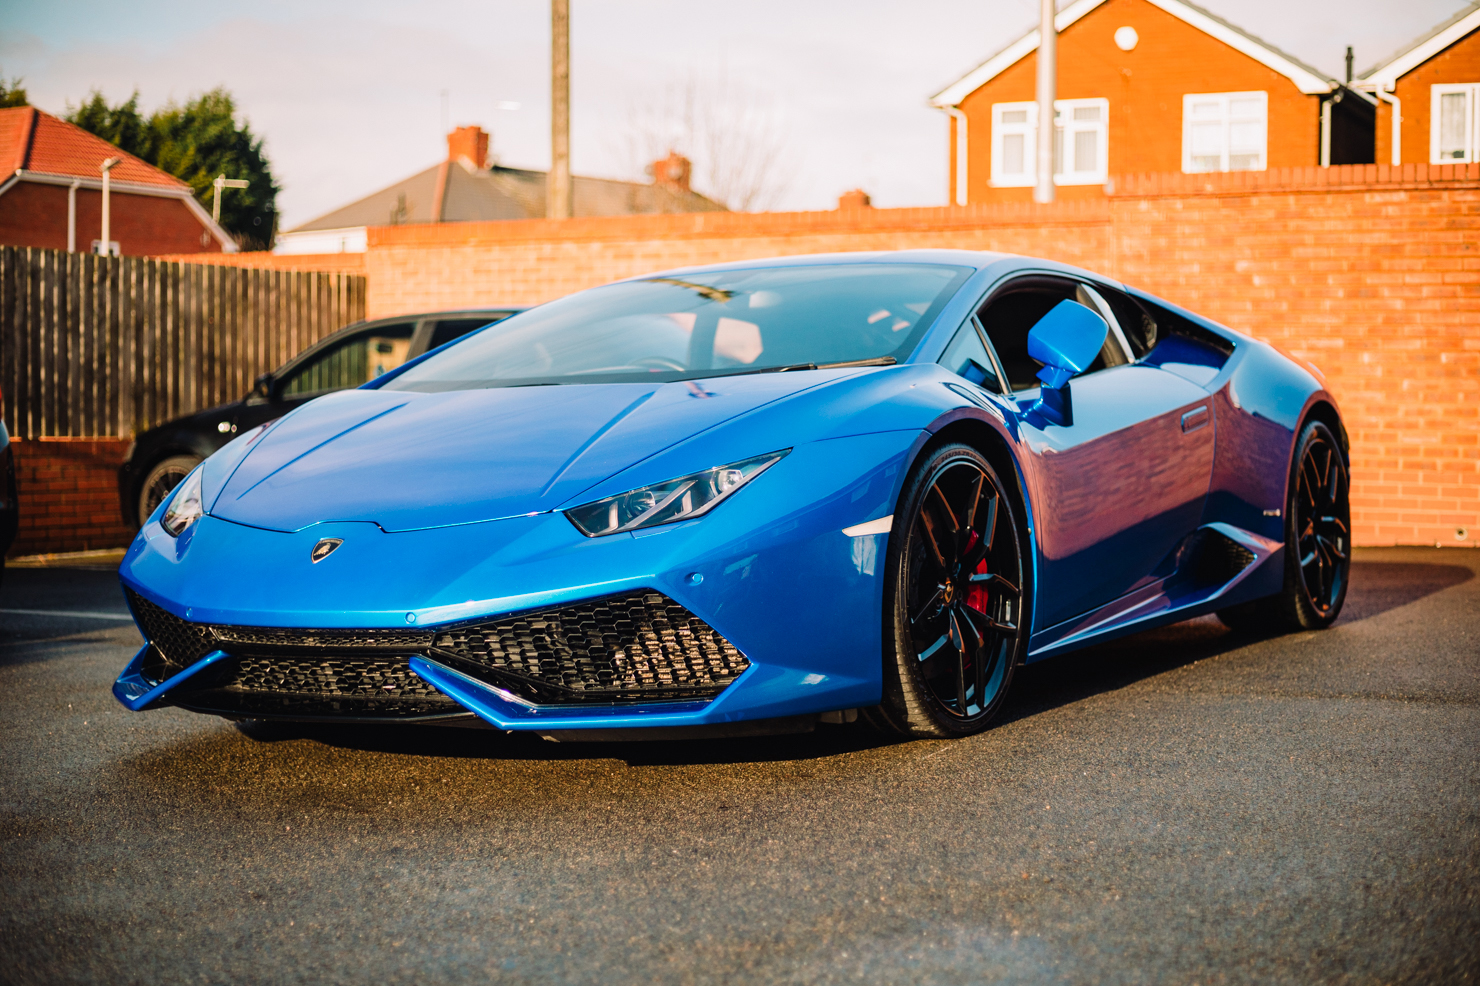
[[447, 125, 489, 169], [837, 188, 872, 210], [650, 151, 692, 193]]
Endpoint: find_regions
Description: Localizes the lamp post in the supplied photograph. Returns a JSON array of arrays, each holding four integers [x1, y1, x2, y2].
[[99, 157, 120, 256], [1034, 0, 1056, 204], [548, 0, 572, 219], [212, 174, 250, 224]]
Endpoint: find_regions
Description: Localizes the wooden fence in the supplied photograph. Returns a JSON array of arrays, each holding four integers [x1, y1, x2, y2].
[[0, 247, 366, 438]]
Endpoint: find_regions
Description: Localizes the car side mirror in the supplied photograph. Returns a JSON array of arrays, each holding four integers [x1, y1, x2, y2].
[[1027, 300, 1108, 426], [252, 372, 274, 401]]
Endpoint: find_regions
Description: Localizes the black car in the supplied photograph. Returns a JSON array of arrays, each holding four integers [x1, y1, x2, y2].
[[119, 308, 521, 528]]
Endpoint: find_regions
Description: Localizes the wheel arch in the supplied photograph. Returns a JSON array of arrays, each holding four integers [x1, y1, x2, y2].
[[900, 409, 1039, 652]]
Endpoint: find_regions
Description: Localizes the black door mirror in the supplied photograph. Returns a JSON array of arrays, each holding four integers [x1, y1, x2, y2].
[[252, 372, 274, 401]]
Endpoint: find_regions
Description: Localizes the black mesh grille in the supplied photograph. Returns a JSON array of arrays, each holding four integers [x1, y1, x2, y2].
[[178, 654, 461, 718], [431, 592, 750, 704], [124, 587, 747, 712], [128, 590, 216, 674]]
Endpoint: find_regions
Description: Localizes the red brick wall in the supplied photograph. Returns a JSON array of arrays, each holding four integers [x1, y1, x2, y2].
[[7, 438, 133, 557], [0, 182, 223, 256], [952, 0, 1323, 204], [1378, 27, 1480, 166], [363, 163, 1479, 549]]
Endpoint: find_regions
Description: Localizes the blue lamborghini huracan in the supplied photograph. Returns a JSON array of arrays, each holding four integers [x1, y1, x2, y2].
[[114, 251, 1351, 739]]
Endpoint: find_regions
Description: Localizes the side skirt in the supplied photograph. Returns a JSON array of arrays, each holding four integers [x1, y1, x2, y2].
[[1026, 522, 1282, 661]]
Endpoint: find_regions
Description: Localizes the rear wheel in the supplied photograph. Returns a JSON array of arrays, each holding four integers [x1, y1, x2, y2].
[[1218, 419, 1350, 633], [137, 455, 201, 528], [867, 444, 1029, 739]]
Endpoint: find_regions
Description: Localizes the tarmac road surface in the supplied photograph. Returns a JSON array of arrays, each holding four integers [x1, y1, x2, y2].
[[1, 546, 1476, 985]]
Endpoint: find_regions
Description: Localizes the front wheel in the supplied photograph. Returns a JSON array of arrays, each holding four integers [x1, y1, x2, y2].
[[1218, 419, 1351, 633], [867, 443, 1029, 739]]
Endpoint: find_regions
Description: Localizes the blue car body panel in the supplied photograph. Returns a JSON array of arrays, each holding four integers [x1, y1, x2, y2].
[[116, 249, 1343, 732]]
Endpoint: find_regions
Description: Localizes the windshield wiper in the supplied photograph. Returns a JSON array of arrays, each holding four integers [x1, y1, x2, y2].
[[709, 356, 898, 378]]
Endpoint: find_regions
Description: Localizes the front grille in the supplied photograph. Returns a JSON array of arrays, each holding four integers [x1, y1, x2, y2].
[[125, 587, 749, 712], [431, 592, 751, 704], [178, 654, 462, 718]]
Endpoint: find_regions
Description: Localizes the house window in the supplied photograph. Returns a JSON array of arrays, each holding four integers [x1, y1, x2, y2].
[[1432, 84, 1480, 163], [990, 99, 1109, 187], [1182, 92, 1267, 172]]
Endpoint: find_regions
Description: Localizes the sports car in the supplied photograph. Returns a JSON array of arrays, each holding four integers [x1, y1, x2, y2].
[[113, 251, 1351, 740]]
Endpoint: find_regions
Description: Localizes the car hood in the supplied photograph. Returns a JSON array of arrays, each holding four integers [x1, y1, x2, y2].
[[206, 374, 845, 532]]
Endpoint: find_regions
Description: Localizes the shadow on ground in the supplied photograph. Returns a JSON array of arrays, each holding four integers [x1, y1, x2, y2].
[[116, 556, 1473, 775]]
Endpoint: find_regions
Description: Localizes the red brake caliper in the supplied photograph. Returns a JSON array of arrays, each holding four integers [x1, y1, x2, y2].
[[964, 531, 990, 613]]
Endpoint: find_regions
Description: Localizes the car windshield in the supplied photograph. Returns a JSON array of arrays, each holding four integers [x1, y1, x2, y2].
[[382, 263, 972, 391]]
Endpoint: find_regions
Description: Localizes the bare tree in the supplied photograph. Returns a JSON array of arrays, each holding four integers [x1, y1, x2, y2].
[[621, 70, 795, 212]]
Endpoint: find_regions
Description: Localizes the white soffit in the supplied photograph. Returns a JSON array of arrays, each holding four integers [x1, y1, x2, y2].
[[1358, 3, 1480, 86], [929, 0, 1335, 107]]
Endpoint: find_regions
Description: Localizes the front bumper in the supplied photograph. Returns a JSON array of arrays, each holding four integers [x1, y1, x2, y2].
[[114, 432, 914, 732]]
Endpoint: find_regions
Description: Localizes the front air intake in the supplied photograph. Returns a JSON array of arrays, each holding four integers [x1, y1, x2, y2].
[[430, 592, 750, 704]]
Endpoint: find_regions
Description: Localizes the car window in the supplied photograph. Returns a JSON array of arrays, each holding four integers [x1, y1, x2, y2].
[[427, 316, 505, 351], [939, 318, 1003, 393], [280, 322, 415, 398], [382, 264, 972, 391], [976, 280, 1123, 392], [1096, 286, 1159, 359]]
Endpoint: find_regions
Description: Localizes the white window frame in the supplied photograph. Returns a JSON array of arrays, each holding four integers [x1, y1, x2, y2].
[[990, 98, 1109, 187], [1431, 84, 1480, 164], [1181, 91, 1268, 173]]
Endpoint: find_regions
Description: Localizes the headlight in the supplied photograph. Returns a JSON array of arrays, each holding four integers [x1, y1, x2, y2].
[[565, 450, 789, 537], [160, 466, 205, 537]]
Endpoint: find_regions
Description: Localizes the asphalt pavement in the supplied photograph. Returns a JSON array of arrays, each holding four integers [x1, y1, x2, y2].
[[1, 547, 1476, 985]]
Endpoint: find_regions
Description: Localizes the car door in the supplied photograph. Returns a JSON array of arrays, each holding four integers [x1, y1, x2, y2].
[[236, 321, 418, 433], [977, 276, 1216, 631]]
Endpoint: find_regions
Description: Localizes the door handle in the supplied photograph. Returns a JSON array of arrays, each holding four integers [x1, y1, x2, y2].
[[1181, 405, 1209, 434]]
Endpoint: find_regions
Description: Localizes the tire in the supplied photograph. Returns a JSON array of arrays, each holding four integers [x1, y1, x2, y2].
[[1217, 419, 1351, 634], [866, 443, 1029, 739], [137, 454, 202, 528]]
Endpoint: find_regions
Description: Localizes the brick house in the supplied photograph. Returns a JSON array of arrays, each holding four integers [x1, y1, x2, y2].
[[0, 107, 236, 256], [1358, 3, 1480, 166], [930, 0, 1374, 204], [275, 126, 725, 255]]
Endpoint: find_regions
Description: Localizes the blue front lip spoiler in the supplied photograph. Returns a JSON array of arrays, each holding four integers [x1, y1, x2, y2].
[[112, 645, 233, 712], [409, 656, 716, 730]]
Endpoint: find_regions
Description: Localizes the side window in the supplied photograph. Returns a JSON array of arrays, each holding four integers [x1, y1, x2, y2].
[[281, 322, 415, 398], [939, 319, 1003, 393], [427, 315, 508, 351], [1096, 286, 1158, 359], [976, 279, 1120, 392]]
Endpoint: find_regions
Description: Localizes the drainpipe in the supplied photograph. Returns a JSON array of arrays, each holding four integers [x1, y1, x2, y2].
[[1373, 84, 1401, 165], [99, 157, 120, 256], [1320, 97, 1332, 167], [67, 179, 79, 252], [946, 107, 969, 205], [1034, 0, 1056, 203]]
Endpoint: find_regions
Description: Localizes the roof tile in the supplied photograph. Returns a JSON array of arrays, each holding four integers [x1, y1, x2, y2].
[[0, 106, 187, 189]]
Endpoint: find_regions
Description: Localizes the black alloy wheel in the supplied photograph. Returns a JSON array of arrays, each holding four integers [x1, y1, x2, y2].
[[138, 455, 202, 528], [868, 443, 1028, 738], [1218, 419, 1350, 633], [1289, 421, 1351, 624]]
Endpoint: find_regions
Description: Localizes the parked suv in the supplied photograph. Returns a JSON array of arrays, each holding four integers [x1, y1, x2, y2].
[[119, 308, 521, 529]]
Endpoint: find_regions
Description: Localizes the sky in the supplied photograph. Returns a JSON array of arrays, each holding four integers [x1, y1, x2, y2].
[[1, 0, 1469, 230]]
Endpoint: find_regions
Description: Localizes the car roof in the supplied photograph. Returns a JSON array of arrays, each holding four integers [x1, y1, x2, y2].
[[635, 249, 1013, 281]]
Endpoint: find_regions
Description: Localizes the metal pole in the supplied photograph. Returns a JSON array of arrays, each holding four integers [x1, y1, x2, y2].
[[548, 0, 573, 219], [100, 157, 120, 255], [1034, 0, 1056, 204], [67, 179, 79, 253]]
